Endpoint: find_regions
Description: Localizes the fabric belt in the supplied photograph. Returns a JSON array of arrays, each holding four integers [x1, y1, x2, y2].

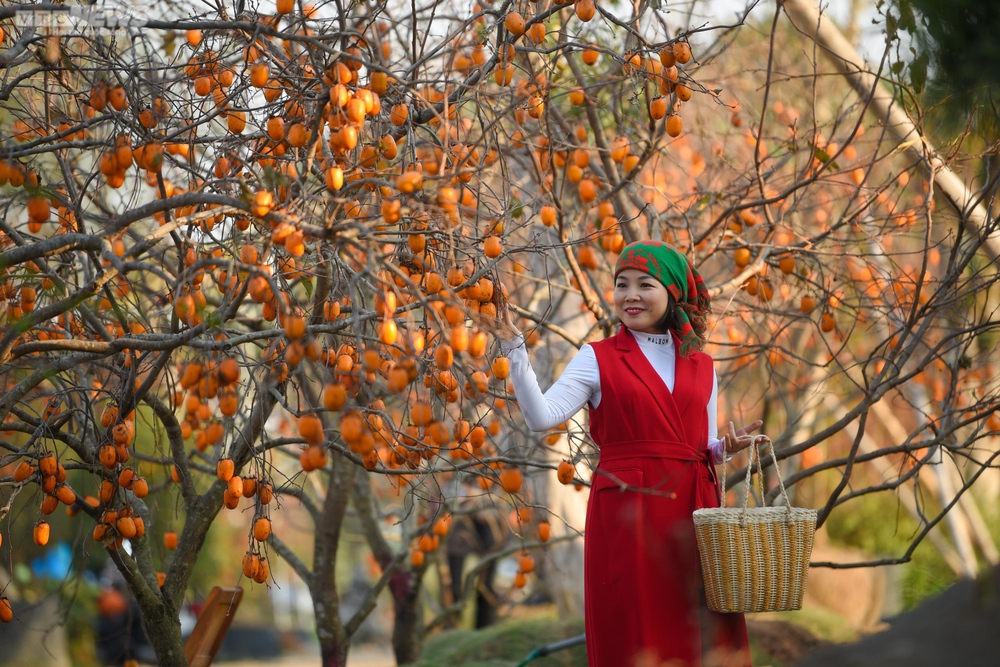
[[598, 439, 719, 486]]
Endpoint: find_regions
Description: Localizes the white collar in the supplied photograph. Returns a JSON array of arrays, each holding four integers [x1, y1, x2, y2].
[[629, 328, 673, 348]]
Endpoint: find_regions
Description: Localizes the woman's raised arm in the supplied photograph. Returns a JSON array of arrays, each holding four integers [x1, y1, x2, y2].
[[496, 311, 598, 432], [501, 337, 598, 431]]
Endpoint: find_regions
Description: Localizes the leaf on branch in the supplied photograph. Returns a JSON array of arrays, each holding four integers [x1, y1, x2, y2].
[[811, 144, 832, 163], [897, 0, 916, 32], [510, 197, 523, 219], [886, 11, 898, 40], [910, 50, 929, 94]]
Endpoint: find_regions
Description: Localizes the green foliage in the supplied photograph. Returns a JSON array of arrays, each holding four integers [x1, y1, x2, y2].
[[899, 552, 956, 610], [405, 610, 830, 666], [824, 489, 958, 610], [405, 615, 588, 667], [908, 50, 929, 94], [907, 0, 1000, 94], [889, 0, 1000, 138]]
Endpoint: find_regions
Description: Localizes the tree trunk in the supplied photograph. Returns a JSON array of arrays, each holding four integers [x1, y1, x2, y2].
[[312, 453, 354, 667], [107, 541, 187, 667], [931, 457, 978, 577], [391, 570, 423, 664], [316, 636, 348, 667], [138, 599, 186, 667], [350, 466, 424, 663]]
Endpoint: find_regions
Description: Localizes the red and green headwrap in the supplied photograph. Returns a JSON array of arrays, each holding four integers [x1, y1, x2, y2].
[[614, 241, 712, 356]]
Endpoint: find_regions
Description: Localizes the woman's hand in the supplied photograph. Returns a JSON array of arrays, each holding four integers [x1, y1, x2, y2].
[[497, 309, 522, 343], [493, 299, 522, 343], [724, 420, 768, 456]]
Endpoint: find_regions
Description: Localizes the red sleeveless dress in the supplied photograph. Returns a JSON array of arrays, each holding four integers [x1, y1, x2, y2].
[[585, 328, 751, 667]]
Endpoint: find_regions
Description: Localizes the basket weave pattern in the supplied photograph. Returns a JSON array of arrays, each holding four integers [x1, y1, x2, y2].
[[693, 436, 818, 613]]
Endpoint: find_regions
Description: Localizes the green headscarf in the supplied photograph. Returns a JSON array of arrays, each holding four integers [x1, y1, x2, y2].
[[614, 241, 711, 356]]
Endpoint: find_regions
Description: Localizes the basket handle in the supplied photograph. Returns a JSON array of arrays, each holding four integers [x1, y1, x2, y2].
[[739, 436, 767, 512], [718, 435, 793, 520], [718, 432, 762, 504]]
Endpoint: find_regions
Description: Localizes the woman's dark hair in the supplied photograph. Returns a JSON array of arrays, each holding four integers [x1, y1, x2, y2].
[[654, 294, 684, 336]]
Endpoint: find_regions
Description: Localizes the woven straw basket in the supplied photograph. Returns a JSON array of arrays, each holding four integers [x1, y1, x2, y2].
[[693, 436, 817, 613]]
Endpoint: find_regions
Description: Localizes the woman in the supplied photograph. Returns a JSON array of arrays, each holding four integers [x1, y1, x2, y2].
[[498, 241, 762, 667]]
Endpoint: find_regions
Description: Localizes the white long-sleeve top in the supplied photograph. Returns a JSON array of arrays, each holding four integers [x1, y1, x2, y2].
[[501, 329, 729, 464]]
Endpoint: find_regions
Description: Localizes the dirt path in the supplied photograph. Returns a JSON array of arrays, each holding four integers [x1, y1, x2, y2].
[[219, 644, 396, 667]]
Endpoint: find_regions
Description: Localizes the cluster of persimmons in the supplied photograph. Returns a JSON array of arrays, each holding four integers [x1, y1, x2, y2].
[[0, 0, 719, 621]]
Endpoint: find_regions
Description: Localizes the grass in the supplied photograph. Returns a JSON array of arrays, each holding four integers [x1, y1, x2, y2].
[[404, 604, 855, 667], [405, 614, 587, 667]]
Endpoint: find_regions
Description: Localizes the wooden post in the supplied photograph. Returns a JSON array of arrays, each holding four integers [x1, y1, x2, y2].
[[184, 586, 244, 667]]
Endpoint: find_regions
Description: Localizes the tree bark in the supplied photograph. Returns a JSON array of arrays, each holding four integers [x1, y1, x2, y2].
[[139, 598, 187, 667], [391, 569, 423, 664], [312, 452, 354, 667], [931, 457, 979, 577], [350, 466, 424, 663], [946, 464, 999, 564], [106, 539, 187, 666]]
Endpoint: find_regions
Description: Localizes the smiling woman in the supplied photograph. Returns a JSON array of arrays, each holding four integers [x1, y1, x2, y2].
[[614, 269, 691, 338], [499, 240, 769, 667], [614, 269, 671, 334]]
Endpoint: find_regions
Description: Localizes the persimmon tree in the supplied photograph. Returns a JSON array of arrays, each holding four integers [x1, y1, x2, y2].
[[2, 0, 1000, 666]]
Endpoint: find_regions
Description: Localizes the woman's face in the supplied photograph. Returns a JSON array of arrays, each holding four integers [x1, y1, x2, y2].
[[614, 269, 670, 334]]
